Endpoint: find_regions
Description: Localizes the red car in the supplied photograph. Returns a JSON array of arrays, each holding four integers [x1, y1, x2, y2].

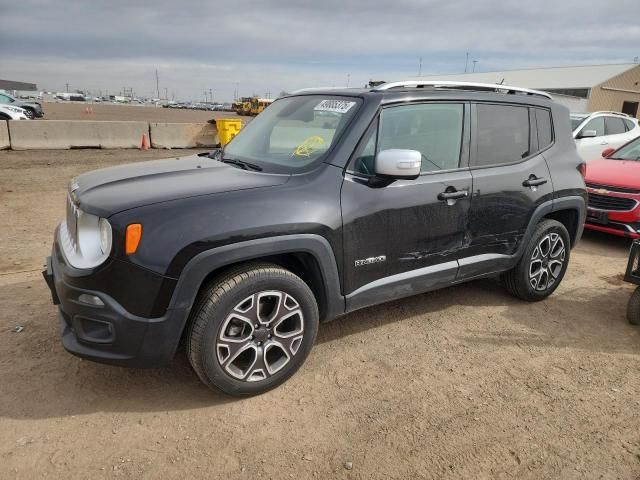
[[584, 136, 640, 238]]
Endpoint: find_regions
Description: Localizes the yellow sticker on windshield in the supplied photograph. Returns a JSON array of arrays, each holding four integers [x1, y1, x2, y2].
[[292, 136, 326, 157]]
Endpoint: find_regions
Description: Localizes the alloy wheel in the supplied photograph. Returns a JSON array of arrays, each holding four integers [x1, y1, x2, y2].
[[216, 291, 305, 382], [529, 232, 565, 291]]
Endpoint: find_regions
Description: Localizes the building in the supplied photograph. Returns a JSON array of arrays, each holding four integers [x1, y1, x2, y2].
[[0, 79, 37, 91], [414, 63, 640, 117]]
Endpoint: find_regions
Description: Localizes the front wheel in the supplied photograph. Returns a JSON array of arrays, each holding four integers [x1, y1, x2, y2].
[[186, 263, 319, 396], [23, 108, 35, 119], [502, 219, 570, 301]]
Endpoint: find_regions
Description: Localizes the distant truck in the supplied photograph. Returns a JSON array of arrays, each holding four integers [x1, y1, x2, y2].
[[102, 95, 129, 103], [55, 92, 86, 102]]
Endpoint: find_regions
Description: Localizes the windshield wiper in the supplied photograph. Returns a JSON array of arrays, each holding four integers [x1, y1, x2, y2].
[[220, 157, 263, 171]]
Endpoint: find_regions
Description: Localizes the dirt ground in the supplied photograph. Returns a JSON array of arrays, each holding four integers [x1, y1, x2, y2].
[[0, 149, 639, 480], [41, 101, 249, 123]]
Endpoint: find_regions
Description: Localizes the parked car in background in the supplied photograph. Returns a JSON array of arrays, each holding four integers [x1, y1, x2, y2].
[[584, 136, 640, 238], [0, 104, 30, 120], [0, 92, 44, 118], [572, 111, 639, 161]]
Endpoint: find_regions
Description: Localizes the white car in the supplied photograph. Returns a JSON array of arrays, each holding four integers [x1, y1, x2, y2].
[[571, 111, 640, 161], [0, 104, 30, 120]]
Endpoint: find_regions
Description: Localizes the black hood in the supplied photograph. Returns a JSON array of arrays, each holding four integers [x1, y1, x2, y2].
[[72, 154, 290, 217]]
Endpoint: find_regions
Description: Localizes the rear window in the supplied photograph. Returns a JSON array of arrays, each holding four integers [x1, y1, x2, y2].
[[474, 104, 530, 167]]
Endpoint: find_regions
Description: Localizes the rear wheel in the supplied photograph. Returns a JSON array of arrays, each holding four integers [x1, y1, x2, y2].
[[0, 113, 10, 120], [626, 287, 640, 325], [502, 219, 570, 301], [186, 263, 319, 396]]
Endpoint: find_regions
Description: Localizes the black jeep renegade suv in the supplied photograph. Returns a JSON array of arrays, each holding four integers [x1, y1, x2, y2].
[[44, 82, 587, 395]]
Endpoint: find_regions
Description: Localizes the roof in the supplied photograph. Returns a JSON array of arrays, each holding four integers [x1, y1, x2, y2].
[[409, 64, 639, 90], [288, 88, 553, 109]]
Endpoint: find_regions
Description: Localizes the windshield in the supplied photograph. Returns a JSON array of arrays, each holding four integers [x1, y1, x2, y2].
[[223, 95, 361, 172], [611, 137, 640, 160]]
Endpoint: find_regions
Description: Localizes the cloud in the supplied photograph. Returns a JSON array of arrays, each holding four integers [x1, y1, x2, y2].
[[1, 0, 638, 100]]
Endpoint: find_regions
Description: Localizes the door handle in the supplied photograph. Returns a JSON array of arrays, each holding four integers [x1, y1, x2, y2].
[[522, 176, 548, 187], [600, 141, 608, 145], [437, 189, 468, 201]]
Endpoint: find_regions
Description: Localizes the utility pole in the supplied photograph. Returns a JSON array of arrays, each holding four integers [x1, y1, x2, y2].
[[164, 87, 168, 100], [347, 73, 351, 87], [65, 83, 69, 93], [464, 52, 469, 73], [418, 57, 422, 76], [209, 88, 213, 103], [155, 69, 160, 99], [472, 60, 478, 72]]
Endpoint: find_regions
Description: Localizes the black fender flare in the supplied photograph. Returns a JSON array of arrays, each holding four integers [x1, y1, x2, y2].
[[167, 234, 345, 324], [514, 195, 586, 260]]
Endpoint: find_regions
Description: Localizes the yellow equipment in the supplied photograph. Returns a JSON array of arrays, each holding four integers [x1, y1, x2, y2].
[[216, 119, 243, 146]]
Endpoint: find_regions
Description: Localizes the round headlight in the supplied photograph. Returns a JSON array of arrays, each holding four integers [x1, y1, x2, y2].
[[99, 218, 112, 254]]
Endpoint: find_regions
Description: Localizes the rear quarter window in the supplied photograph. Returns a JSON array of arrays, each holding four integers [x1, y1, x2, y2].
[[535, 108, 553, 150]]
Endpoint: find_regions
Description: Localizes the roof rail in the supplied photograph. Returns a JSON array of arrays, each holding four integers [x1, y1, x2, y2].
[[592, 110, 631, 117], [371, 80, 553, 100]]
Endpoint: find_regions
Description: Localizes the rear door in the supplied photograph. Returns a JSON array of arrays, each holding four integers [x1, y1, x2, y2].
[[341, 102, 472, 309], [458, 103, 554, 279]]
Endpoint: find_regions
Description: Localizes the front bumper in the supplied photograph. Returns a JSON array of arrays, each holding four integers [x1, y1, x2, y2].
[[43, 238, 188, 368], [585, 187, 640, 239]]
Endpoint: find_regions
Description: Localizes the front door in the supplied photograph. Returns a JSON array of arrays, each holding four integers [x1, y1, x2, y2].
[[341, 102, 472, 311]]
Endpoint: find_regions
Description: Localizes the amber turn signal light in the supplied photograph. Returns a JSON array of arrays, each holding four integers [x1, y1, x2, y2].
[[125, 223, 143, 255]]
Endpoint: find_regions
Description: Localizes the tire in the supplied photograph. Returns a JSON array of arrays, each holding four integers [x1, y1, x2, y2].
[[186, 263, 319, 396], [23, 108, 34, 119], [502, 219, 571, 302], [626, 287, 640, 325], [0, 113, 10, 120]]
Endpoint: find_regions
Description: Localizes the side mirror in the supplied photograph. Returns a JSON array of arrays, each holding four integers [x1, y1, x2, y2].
[[578, 129, 597, 139], [601, 147, 616, 158], [375, 149, 421, 180]]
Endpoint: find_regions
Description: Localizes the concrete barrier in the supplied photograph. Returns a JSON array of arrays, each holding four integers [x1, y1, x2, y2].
[[0, 121, 9, 150], [149, 122, 218, 149], [8, 120, 149, 150]]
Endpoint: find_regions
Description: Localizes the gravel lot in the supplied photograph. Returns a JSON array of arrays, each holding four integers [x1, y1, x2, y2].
[[41, 101, 249, 123], [1, 149, 639, 479]]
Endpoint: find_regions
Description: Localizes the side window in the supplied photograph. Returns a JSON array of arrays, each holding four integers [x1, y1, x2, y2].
[[378, 103, 464, 172], [474, 104, 530, 167], [580, 117, 605, 137], [352, 125, 377, 175], [623, 119, 636, 132], [0, 94, 11, 103], [605, 117, 626, 135], [535, 108, 553, 150]]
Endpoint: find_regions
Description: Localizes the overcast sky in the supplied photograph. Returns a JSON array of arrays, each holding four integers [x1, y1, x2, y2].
[[1, 0, 639, 101]]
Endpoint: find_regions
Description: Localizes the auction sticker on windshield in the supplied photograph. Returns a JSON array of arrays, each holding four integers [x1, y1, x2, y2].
[[314, 99, 356, 114]]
